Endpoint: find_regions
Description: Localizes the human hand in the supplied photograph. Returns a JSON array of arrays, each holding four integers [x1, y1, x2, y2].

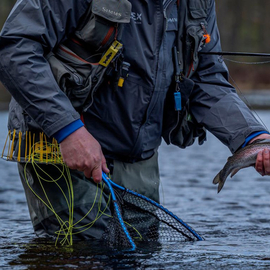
[[59, 126, 109, 183], [249, 133, 270, 176]]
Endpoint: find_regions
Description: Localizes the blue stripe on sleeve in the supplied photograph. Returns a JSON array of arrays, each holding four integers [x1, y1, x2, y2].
[[242, 131, 270, 148], [53, 119, 84, 143]]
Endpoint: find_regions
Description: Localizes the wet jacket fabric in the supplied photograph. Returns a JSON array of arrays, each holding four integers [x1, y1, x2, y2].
[[0, 0, 266, 163]]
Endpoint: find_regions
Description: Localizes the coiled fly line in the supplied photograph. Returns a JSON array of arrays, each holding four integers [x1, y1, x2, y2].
[[1, 130, 142, 246]]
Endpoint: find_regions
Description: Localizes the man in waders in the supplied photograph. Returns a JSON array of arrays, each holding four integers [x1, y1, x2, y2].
[[0, 0, 270, 240]]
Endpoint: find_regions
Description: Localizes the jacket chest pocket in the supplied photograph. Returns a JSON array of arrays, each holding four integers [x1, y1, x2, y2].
[[74, 0, 131, 52]]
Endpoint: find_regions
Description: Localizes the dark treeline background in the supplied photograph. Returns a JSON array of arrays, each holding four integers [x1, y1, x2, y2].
[[0, 0, 270, 105], [216, 1, 270, 91]]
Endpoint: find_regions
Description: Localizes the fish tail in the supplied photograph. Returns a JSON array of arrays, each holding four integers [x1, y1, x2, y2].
[[217, 182, 225, 193], [213, 170, 225, 193], [213, 172, 220, 184]]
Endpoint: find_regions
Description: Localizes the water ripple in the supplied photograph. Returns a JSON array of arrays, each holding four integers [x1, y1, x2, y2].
[[1, 111, 270, 269]]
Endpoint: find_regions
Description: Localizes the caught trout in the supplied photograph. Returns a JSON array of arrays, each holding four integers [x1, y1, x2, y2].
[[213, 139, 270, 193]]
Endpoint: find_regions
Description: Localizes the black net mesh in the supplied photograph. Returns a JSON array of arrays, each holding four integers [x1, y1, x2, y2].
[[101, 187, 202, 249], [102, 199, 136, 249]]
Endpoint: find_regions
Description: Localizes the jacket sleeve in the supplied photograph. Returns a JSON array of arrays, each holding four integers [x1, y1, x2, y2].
[[190, 0, 268, 153], [0, 0, 91, 137]]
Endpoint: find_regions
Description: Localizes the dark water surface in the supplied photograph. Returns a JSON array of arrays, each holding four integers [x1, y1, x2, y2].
[[1, 111, 270, 269]]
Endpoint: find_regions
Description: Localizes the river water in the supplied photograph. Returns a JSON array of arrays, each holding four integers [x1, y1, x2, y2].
[[0, 110, 270, 269]]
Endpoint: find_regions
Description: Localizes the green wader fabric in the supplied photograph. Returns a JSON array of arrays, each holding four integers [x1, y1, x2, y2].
[[111, 152, 160, 203], [17, 152, 160, 240]]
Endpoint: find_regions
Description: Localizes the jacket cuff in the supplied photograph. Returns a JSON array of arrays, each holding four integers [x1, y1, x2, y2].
[[242, 131, 270, 148], [52, 119, 84, 143]]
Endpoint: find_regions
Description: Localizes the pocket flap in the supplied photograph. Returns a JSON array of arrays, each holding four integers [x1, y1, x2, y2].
[[92, 0, 132, 23], [188, 0, 209, 19]]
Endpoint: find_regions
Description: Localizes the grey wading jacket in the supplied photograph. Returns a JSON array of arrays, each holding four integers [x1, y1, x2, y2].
[[0, 0, 266, 162]]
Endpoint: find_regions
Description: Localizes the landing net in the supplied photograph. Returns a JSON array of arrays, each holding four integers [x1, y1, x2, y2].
[[2, 130, 203, 249]]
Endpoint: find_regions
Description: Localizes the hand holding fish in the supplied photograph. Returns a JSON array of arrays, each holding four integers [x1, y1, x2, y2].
[[250, 134, 270, 176], [213, 134, 270, 193]]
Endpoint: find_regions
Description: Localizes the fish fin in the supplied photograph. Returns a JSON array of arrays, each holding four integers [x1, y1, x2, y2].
[[230, 168, 241, 178], [230, 165, 251, 178]]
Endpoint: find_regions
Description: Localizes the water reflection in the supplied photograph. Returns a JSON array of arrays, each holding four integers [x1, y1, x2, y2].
[[1, 111, 270, 269], [8, 238, 164, 269]]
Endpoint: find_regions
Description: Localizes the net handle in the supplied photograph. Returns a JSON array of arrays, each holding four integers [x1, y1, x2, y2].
[[102, 172, 136, 250]]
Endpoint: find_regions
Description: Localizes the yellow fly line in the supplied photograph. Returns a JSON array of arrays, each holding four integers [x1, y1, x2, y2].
[[2, 129, 63, 164], [23, 160, 112, 246], [2, 130, 142, 246]]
